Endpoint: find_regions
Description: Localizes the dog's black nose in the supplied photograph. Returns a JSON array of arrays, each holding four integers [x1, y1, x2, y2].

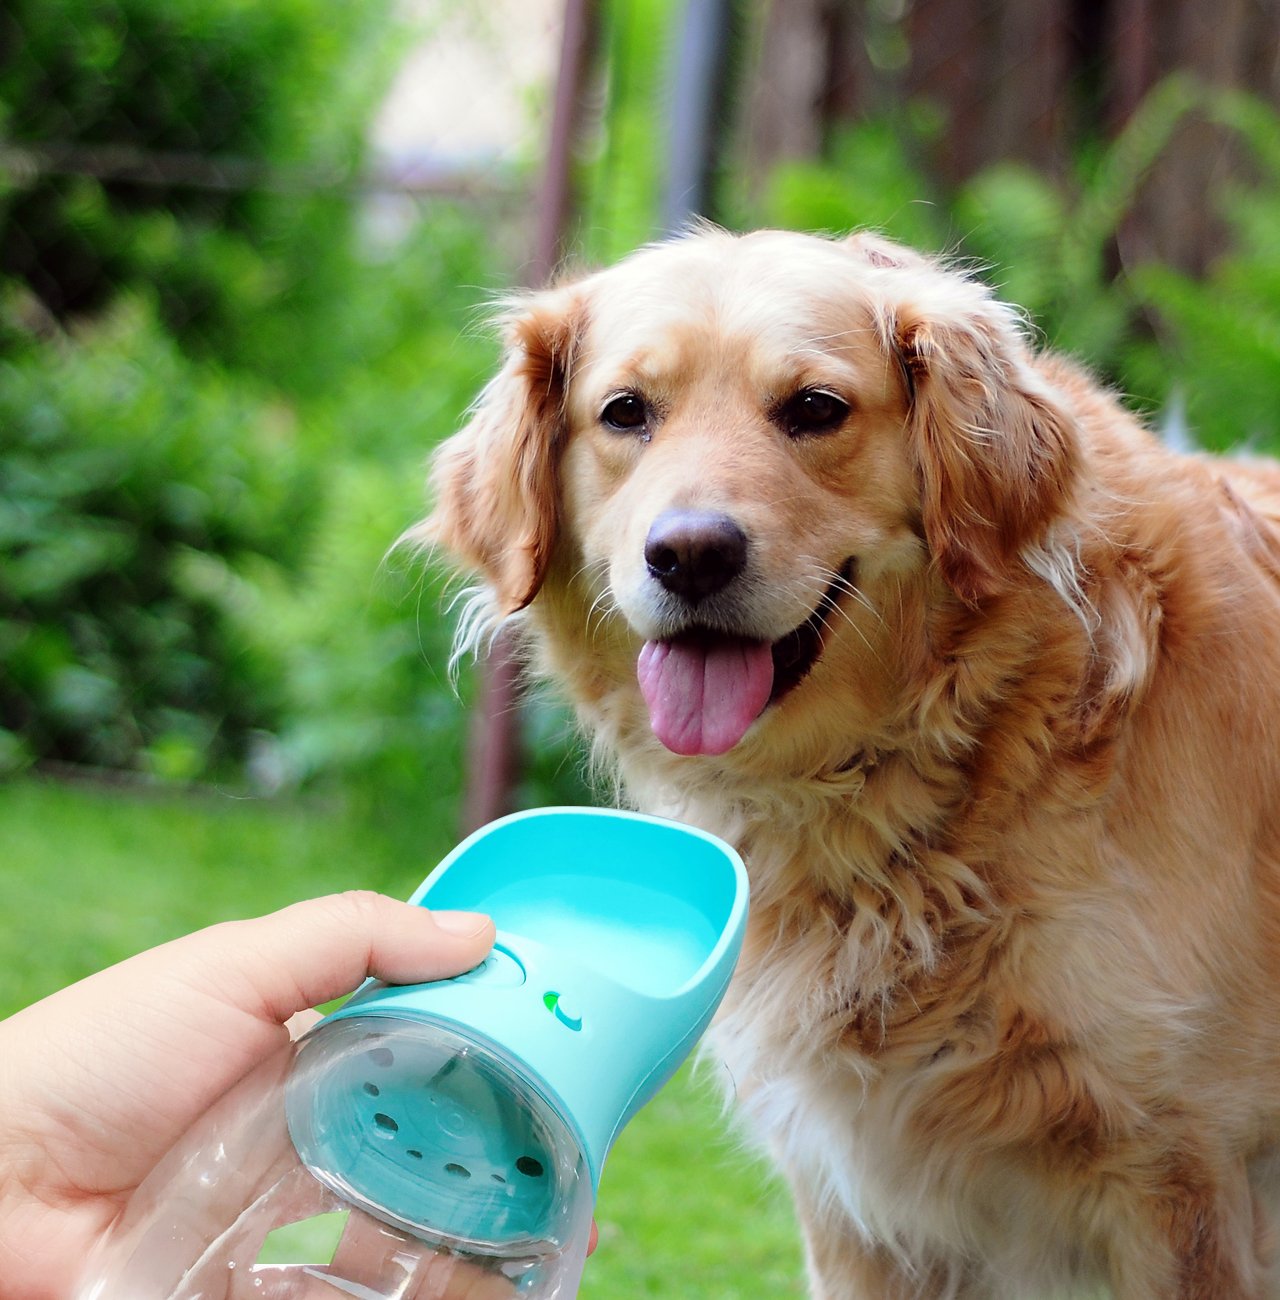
[[645, 509, 749, 601]]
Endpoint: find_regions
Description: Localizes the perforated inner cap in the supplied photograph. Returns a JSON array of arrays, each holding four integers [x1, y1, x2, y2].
[[285, 1015, 590, 1259]]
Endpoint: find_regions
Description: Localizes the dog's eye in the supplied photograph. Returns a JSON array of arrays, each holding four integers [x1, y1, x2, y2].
[[776, 388, 850, 437], [600, 393, 648, 432]]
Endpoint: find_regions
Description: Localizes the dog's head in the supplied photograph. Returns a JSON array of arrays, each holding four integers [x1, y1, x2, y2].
[[421, 229, 1078, 758]]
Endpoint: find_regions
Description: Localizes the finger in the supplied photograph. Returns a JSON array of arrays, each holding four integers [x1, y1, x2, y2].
[[408, 1253, 515, 1300], [285, 1009, 323, 1040], [234, 1259, 512, 1300], [192, 892, 495, 1026], [328, 1213, 515, 1300]]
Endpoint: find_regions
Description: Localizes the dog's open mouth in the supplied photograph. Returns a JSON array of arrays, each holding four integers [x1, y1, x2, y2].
[[636, 562, 853, 757]]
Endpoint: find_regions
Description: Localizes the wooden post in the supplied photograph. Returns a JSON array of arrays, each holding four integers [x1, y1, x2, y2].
[[461, 0, 598, 835]]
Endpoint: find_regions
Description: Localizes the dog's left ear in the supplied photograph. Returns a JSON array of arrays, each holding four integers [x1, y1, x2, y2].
[[891, 293, 1079, 605], [420, 288, 583, 616]]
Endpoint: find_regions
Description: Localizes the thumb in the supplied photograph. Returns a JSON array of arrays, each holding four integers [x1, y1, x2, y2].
[[191, 891, 496, 1027]]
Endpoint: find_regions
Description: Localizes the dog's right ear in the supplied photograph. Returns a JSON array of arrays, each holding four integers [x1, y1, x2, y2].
[[892, 296, 1079, 606], [418, 288, 584, 616], [843, 229, 931, 272]]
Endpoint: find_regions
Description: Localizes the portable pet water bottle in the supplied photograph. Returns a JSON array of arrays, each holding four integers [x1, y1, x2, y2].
[[77, 808, 749, 1300]]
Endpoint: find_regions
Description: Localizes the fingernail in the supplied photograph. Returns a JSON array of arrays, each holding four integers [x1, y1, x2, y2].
[[433, 910, 491, 938]]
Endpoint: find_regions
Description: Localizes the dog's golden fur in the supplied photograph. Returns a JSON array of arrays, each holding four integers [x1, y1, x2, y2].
[[417, 228, 1280, 1297]]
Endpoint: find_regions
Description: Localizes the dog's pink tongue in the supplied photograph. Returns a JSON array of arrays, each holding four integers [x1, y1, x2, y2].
[[637, 637, 774, 756]]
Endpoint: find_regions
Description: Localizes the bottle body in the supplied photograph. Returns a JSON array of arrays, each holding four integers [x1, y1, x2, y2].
[[77, 1016, 595, 1300]]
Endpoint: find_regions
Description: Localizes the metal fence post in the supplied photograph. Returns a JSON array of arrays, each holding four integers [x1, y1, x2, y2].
[[663, 0, 739, 232]]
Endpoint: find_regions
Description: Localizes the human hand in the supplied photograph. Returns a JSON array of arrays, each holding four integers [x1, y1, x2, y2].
[[0, 891, 502, 1299]]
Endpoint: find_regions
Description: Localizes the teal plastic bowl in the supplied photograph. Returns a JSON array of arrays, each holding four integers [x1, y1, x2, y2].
[[286, 808, 748, 1266]]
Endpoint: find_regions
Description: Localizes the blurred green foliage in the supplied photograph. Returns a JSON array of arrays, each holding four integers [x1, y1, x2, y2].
[[1121, 84, 1280, 451], [764, 109, 949, 253], [0, 0, 593, 814], [0, 303, 311, 778], [0, 0, 397, 374], [581, 0, 677, 263]]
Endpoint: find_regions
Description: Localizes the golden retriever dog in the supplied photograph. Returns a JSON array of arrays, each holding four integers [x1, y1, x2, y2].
[[415, 227, 1280, 1298]]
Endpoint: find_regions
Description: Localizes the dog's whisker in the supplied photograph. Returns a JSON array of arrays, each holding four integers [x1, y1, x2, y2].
[[807, 567, 889, 664], [815, 564, 885, 628], [796, 325, 879, 347], [585, 589, 622, 644], [830, 603, 884, 664], [568, 559, 622, 647]]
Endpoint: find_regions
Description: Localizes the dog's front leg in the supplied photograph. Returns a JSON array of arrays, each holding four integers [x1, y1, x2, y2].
[[1104, 1156, 1268, 1300], [794, 1189, 968, 1300]]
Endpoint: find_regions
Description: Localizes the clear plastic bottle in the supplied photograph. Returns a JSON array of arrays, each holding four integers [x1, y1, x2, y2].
[[77, 1016, 595, 1300]]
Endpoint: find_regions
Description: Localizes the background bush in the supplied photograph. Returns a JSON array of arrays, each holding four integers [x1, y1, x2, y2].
[[0, 0, 588, 805], [0, 304, 313, 778], [0, 0, 396, 376]]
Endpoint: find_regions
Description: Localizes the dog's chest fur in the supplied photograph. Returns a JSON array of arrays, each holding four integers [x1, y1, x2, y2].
[[558, 667, 1181, 1291], [665, 789, 1131, 1296]]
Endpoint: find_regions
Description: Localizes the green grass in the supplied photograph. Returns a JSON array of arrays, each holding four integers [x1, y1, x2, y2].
[[0, 775, 446, 1014], [592, 1066, 805, 1297], [0, 775, 804, 1297]]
